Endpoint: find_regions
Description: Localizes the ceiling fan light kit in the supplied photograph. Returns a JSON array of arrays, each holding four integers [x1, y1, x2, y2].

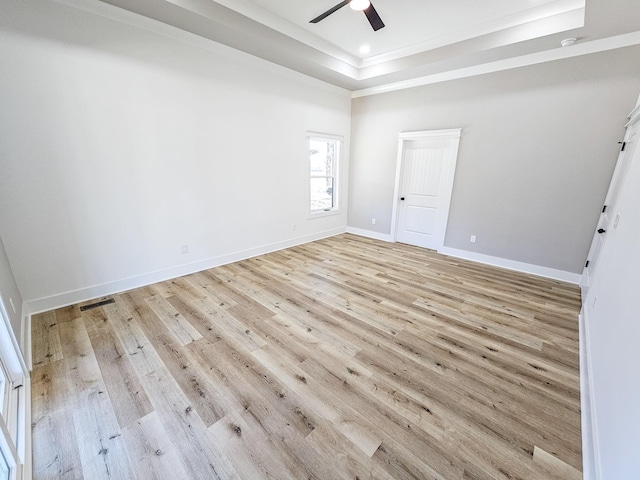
[[310, 0, 385, 31], [349, 0, 371, 11]]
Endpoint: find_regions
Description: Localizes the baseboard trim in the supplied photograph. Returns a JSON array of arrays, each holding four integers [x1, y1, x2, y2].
[[580, 307, 601, 479], [437, 247, 582, 284], [346, 227, 393, 242], [344, 232, 582, 283], [26, 228, 346, 315]]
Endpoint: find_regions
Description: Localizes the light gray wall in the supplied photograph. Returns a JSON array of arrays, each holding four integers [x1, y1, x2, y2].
[[349, 47, 640, 273], [0, 235, 23, 343], [0, 0, 351, 307]]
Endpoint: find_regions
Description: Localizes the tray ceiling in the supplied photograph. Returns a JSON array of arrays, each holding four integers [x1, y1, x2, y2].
[[94, 0, 640, 92]]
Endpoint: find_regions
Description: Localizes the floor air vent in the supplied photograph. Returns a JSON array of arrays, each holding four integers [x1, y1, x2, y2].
[[80, 298, 115, 311]]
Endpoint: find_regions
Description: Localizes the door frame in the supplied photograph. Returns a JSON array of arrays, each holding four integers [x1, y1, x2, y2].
[[391, 129, 462, 249], [581, 102, 640, 297]]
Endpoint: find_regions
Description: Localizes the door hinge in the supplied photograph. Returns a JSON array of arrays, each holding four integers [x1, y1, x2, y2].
[[585, 260, 590, 268], [602, 205, 607, 213], [619, 141, 626, 151]]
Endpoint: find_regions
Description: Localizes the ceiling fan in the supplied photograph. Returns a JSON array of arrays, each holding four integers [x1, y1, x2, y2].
[[310, 0, 385, 31]]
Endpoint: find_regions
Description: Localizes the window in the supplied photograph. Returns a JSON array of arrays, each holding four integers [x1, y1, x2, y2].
[[0, 355, 16, 480], [0, 297, 26, 480], [308, 133, 341, 215], [0, 360, 6, 416]]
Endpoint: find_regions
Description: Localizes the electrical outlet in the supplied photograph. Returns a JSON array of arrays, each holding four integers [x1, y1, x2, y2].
[[181, 244, 189, 254], [372, 218, 376, 225], [470, 235, 476, 243], [292, 224, 297, 232]]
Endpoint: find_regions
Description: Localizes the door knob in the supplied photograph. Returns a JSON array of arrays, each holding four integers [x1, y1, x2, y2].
[[597, 228, 606, 234], [400, 197, 405, 201]]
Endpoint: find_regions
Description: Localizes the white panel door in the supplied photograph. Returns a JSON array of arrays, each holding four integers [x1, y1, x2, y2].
[[582, 115, 639, 296], [395, 130, 461, 250]]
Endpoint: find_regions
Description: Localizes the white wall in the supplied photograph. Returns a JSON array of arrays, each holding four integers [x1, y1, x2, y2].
[[0, 0, 351, 311], [582, 99, 640, 479], [349, 48, 640, 274]]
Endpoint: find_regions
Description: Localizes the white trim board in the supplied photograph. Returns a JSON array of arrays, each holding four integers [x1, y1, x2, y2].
[[438, 247, 582, 284], [579, 308, 598, 480], [346, 227, 393, 242], [25, 227, 346, 315], [19, 304, 32, 373]]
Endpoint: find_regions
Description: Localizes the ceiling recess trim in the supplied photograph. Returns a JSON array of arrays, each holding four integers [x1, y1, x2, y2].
[[359, 0, 585, 67], [352, 31, 640, 98]]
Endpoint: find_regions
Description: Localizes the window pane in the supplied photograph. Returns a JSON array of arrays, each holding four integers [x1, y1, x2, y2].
[[309, 139, 335, 176], [310, 177, 334, 211], [0, 363, 5, 416], [0, 447, 9, 480], [308, 134, 340, 214]]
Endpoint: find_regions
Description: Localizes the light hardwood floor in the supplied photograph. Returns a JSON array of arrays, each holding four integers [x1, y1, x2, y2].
[[31, 234, 583, 479]]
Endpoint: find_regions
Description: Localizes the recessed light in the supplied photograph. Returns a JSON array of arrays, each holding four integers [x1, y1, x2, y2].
[[359, 44, 371, 54], [561, 38, 577, 47]]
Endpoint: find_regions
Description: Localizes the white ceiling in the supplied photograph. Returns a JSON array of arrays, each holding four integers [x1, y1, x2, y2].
[[96, 0, 640, 92], [220, 0, 583, 61]]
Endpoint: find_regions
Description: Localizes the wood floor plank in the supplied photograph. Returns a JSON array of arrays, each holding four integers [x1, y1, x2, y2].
[[304, 420, 397, 480], [31, 361, 83, 480], [251, 343, 384, 458], [57, 317, 102, 396], [121, 411, 192, 480], [188, 337, 319, 441], [207, 408, 302, 479], [195, 295, 268, 352], [82, 308, 154, 429], [140, 367, 239, 480], [533, 445, 582, 480], [72, 383, 136, 479], [214, 263, 365, 357], [300, 355, 465, 480], [145, 294, 203, 345], [31, 311, 63, 367], [32, 234, 583, 479], [397, 326, 581, 418], [101, 301, 164, 377], [164, 292, 225, 339]]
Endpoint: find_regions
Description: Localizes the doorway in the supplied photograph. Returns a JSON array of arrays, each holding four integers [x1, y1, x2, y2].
[[582, 108, 640, 297], [392, 129, 461, 250]]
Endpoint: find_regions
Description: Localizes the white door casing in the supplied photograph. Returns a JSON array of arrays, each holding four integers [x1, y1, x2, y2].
[[581, 105, 640, 296], [392, 129, 461, 250]]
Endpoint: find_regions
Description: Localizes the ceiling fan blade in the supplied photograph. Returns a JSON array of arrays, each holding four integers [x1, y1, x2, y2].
[[363, 2, 385, 31], [310, 0, 351, 23]]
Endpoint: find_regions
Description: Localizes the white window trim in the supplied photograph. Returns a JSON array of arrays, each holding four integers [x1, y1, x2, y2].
[[306, 131, 343, 218], [0, 297, 28, 480]]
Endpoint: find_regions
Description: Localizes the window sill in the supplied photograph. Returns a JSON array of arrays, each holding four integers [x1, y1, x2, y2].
[[309, 208, 341, 219]]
